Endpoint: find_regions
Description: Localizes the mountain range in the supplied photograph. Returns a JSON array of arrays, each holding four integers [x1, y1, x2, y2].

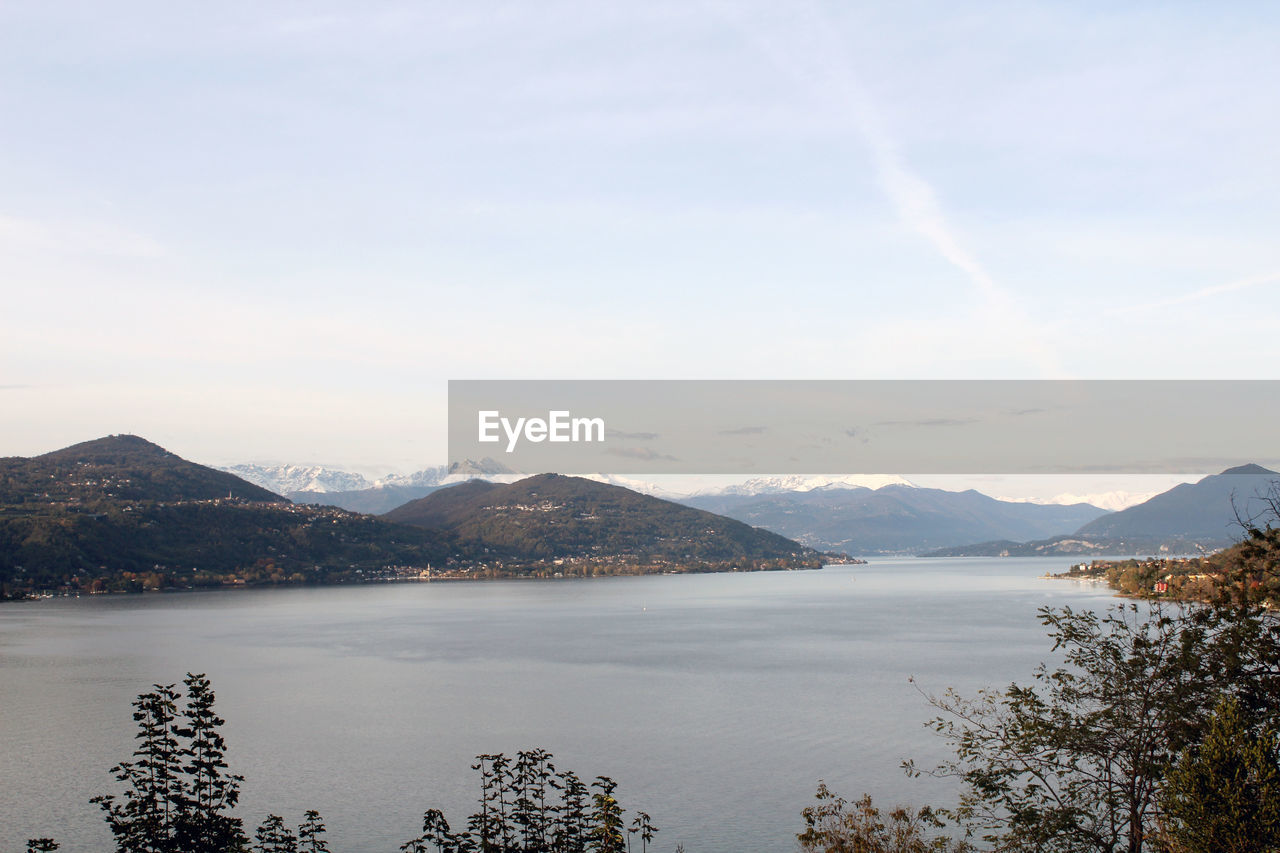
[[223, 459, 524, 514], [680, 485, 1107, 554], [923, 465, 1280, 557], [221, 457, 1280, 556], [15, 436, 1274, 595]]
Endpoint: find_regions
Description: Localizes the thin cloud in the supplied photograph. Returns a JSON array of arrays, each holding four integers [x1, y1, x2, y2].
[[1109, 270, 1280, 316], [605, 447, 679, 462], [716, 1, 1062, 374], [872, 417, 980, 428], [606, 429, 660, 440], [718, 426, 768, 435]]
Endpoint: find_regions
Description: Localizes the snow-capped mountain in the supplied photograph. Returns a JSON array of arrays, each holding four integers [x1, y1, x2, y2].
[[222, 459, 524, 497], [700, 474, 916, 496], [996, 490, 1160, 513], [376, 458, 524, 489], [219, 464, 373, 495], [579, 473, 680, 497]]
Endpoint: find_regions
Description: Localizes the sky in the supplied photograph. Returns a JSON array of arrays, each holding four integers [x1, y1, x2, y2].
[[2, 1, 1278, 502]]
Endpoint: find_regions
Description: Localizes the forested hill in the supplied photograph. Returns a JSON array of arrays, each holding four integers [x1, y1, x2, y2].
[[1, 439, 824, 596], [1074, 464, 1280, 542], [0, 434, 283, 504], [0, 436, 459, 595], [924, 465, 1280, 557], [384, 473, 823, 568]]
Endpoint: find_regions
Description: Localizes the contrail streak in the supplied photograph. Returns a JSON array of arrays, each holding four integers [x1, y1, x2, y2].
[[714, 1, 1060, 372]]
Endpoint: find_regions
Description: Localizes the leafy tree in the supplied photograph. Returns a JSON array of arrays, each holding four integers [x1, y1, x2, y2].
[[1158, 695, 1280, 853], [512, 749, 558, 852], [254, 814, 298, 853], [912, 602, 1280, 853], [468, 753, 512, 852], [406, 753, 654, 853], [587, 777, 625, 853], [554, 770, 590, 853], [797, 783, 971, 853], [626, 811, 658, 853], [403, 807, 473, 853]]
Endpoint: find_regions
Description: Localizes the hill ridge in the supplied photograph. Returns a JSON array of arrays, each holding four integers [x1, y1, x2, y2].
[[385, 473, 821, 567]]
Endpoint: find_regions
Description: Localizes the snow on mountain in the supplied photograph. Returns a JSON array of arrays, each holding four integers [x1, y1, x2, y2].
[[375, 468, 447, 488], [996, 491, 1158, 512], [222, 458, 526, 497], [699, 474, 916, 497], [219, 464, 372, 494], [579, 473, 681, 497], [376, 458, 524, 489]]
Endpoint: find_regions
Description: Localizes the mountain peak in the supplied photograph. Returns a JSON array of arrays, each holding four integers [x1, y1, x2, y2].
[[1217, 463, 1277, 477], [383, 473, 817, 565], [10, 435, 284, 504], [447, 457, 517, 477], [41, 434, 175, 464]]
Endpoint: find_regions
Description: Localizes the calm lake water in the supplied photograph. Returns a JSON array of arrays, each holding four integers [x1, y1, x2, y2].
[[0, 558, 1120, 852]]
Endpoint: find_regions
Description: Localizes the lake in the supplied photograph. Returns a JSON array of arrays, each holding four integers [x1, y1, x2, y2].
[[0, 558, 1120, 852]]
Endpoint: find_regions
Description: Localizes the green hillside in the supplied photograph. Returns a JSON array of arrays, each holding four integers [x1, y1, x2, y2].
[[384, 473, 823, 570], [0, 436, 457, 595], [0, 434, 283, 505]]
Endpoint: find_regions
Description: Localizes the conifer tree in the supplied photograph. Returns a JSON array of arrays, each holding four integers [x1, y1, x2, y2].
[[173, 673, 244, 853], [1159, 695, 1280, 853], [92, 683, 186, 853]]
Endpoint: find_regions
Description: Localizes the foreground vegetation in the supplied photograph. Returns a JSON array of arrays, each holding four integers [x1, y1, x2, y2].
[[800, 601, 1280, 852], [798, 505, 1280, 852], [21, 674, 661, 853]]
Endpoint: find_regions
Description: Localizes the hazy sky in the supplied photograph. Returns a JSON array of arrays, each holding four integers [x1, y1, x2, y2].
[[3, 1, 1278, 494]]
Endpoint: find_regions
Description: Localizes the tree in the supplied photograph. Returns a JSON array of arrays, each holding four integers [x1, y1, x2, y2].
[[254, 814, 298, 853], [298, 810, 331, 853], [94, 674, 250, 853], [797, 783, 971, 853], [511, 749, 558, 852], [626, 811, 658, 853], [25, 841, 59, 853], [405, 753, 653, 853], [587, 777, 625, 853], [92, 682, 187, 853], [1158, 695, 1280, 853], [554, 770, 590, 853], [912, 603, 1280, 853], [173, 673, 244, 853]]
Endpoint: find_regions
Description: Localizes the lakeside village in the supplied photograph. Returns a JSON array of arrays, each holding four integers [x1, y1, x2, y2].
[[1052, 549, 1280, 606]]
